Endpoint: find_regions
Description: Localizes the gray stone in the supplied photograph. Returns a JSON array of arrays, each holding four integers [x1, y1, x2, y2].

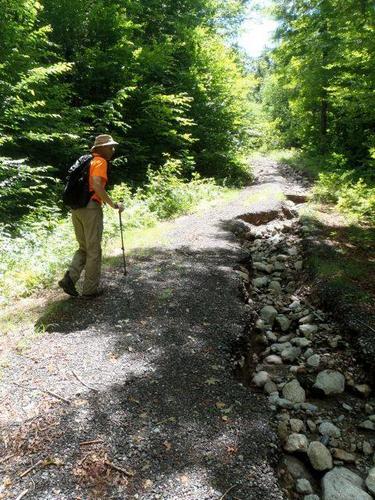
[[307, 419, 317, 432], [300, 314, 314, 324], [292, 337, 311, 348], [331, 448, 355, 463], [365, 467, 375, 495], [300, 324, 318, 337], [266, 331, 278, 342], [253, 277, 269, 288], [282, 455, 314, 482], [290, 418, 305, 433], [296, 478, 313, 494], [295, 260, 303, 271], [269, 281, 282, 294], [362, 441, 373, 456], [282, 346, 302, 363], [307, 354, 321, 368], [322, 467, 371, 500], [282, 379, 306, 403], [308, 441, 333, 471], [319, 422, 341, 438], [265, 354, 283, 365], [359, 420, 375, 431], [255, 318, 266, 330], [253, 371, 270, 387], [260, 305, 278, 325], [264, 381, 278, 394], [304, 496, 319, 500], [276, 314, 291, 332], [253, 261, 273, 273], [284, 433, 309, 453], [313, 370, 345, 396], [271, 342, 292, 354]]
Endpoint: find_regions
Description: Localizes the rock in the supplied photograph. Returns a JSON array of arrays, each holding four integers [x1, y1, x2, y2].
[[264, 381, 278, 394], [253, 371, 271, 387], [269, 281, 282, 294], [342, 403, 353, 411], [255, 318, 266, 330], [279, 333, 295, 343], [284, 433, 309, 453], [307, 419, 317, 432], [299, 324, 318, 337], [295, 260, 303, 271], [296, 478, 313, 494], [289, 300, 301, 310], [362, 441, 373, 456], [304, 347, 314, 358], [265, 354, 283, 365], [313, 370, 345, 396], [272, 342, 292, 354], [365, 467, 375, 495], [307, 441, 333, 471], [359, 420, 375, 431], [354, 384, 371, 398], [319, 422, 341, 438], [278, 421, 289, 441], [281, 346, 302, 363], [260, 305, 278, 325], [300, 314, 314, 324], [292, 337, 311, 348], [266, 331, 278, 342], [307, 354, 321, 368], [290, 418, 305, 433], [300, 402, 319, 413], [282, 379, 306, 403], [282, 455, 315, 483], [253, 262, 273, 273], [322, 467, 371, 500], [276, 314, 292, 332], [253, 277, 269, 288], [304, 496, 319, 500], [331, 448, 356, 463]]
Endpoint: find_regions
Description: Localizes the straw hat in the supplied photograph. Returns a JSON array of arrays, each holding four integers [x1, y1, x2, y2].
[[91, 134, 119, 152]]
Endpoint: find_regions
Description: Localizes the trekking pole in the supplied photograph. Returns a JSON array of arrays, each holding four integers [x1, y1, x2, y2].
[[119, 210, 127, 276]]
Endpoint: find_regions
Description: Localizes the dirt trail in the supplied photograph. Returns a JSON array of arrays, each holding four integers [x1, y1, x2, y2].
[[1, 157, 306, 499]]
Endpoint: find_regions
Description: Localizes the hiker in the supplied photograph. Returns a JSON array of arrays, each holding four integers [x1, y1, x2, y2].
[[59, 134, 124, 298]]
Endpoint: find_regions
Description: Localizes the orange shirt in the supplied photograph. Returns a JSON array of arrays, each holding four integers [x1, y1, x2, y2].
[[89, 153, 108, 203]]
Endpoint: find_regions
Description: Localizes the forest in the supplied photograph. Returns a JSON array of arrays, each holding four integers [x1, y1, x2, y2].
[[0, 0, 374, 300]]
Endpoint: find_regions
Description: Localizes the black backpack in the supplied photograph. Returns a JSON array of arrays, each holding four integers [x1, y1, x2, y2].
[[62, 154, 93, 209]]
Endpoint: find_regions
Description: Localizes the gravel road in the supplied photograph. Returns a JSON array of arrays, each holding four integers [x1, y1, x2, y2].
[[0, 157, 304, 499]]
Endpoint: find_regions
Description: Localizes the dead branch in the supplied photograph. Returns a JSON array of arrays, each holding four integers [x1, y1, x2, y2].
[[79, 439, 104, 446], [104, 460, 135, 477], [19, 460, 43, 478], [72, 370, 98, 392]]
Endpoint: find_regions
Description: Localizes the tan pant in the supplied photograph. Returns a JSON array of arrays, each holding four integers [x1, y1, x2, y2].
[[69, 200, 103, 295]]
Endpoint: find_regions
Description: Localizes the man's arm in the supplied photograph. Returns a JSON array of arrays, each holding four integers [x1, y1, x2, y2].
[[92, 176, 124, 211]]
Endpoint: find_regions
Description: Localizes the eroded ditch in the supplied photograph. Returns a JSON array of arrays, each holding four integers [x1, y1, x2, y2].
[[229, 196, 375, 499]]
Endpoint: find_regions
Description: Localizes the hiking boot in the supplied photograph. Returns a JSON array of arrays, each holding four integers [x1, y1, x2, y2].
[[58, 271, 79, 297], [80, 288, 105, 299]]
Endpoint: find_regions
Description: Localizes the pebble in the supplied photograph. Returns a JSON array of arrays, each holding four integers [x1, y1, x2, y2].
[[363, 441, 373, 455], [307, 419, 317, 432], [359, 420, 375, 431], [275, 314, 291, 331], [264, 381, 278, 394], [307, 441, 333, 471], [354, 384, 371, 398], [253, 277, 269, 288], [304, 496, 319, 500], [269, 281, 282, 294], [292, 337, 311, 348]]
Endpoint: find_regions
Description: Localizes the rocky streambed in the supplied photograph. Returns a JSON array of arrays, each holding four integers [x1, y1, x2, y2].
[[229, 191, 375, 499]]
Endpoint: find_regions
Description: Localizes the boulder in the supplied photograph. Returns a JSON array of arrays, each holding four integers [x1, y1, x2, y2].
[[313, 370, 345, 396], [322, 467, 371, 500]]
